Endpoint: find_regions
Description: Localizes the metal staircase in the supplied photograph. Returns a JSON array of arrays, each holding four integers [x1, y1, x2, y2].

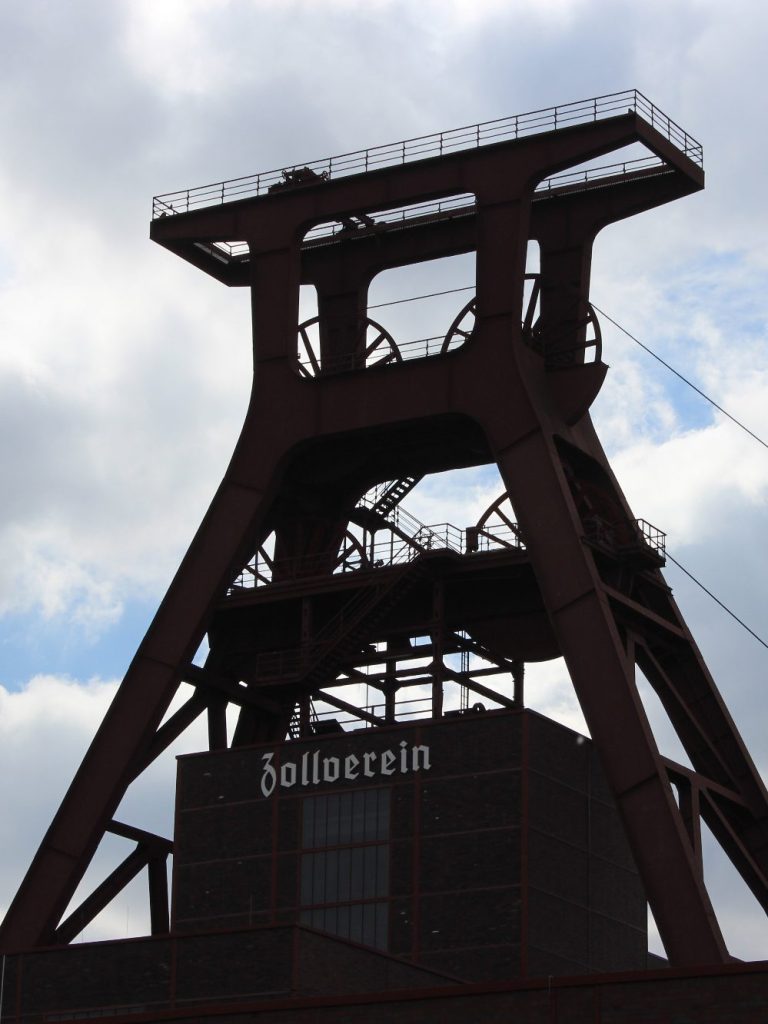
[[369, 477, 422, 517], [254, 558, 431, 689]]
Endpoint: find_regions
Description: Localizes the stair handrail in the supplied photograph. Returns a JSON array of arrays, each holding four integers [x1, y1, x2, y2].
[[253, 559, 424, 683]]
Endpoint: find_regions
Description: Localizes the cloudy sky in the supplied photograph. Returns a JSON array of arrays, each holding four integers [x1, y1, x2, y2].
[[1, 0, 768, 962]]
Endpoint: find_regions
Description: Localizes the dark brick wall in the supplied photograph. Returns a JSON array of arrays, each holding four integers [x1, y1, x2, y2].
[[181, 964, 768, 1024], [4, 931, 294, 1019], [173, 709, 646, 981], [7, 939, 172, 1018], [12, 957, 768, 1024], [2, 926, 452, 1020], [525, 713, 647, 975]]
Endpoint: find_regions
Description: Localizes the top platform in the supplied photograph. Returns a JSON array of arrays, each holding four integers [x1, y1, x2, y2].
[[151, 89, 703, 220]]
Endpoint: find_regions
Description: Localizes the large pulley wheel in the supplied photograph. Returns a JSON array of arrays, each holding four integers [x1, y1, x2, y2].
[[297, 316, 400, 376], [442, 297, 476, 353]]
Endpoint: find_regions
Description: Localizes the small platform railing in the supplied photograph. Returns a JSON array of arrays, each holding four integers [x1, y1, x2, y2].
[[296, 333, 451, 377], [583, 516, 666, 563], [635, 518, 667, 559], [152, 90, 702, 218]]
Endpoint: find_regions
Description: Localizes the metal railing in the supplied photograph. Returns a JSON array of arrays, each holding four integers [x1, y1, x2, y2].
[[192, 153, 673, 263], [296, 332, 455, 377], [356, 492, 465, 554], [303, 193, 477, 246], [361, 695, 434, 724], [230, 521, 524, 591], [534, 153, 672, 196], [309, 684, 509, 731], [152, 90, 702, 218], [253, 561, 423, 681], [181, 154, 672, 266], [301, 155, 672, 248], [635, 518, 667, 558], [583, 515, 666, 561]]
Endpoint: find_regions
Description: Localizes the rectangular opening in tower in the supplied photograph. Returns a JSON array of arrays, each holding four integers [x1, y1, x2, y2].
[[297, 195, 477, 377]]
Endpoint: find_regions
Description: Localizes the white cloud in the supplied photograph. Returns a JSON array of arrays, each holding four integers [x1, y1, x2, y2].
[[0, 676, 118, 906], [0, 674, 207, 939], [613, 422, 768, 545], [120, 0, 241, 99]]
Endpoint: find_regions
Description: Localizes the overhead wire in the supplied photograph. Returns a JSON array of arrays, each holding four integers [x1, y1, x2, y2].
[[590, 303, 768, 452], [368, 285, 474, 310], [370, 284, 768, 451], [666, 554, 768, 652], [368, 282, 768, 652]]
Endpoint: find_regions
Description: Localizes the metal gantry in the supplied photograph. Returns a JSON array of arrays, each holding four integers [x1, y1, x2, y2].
[[2, 93, 767, 970]]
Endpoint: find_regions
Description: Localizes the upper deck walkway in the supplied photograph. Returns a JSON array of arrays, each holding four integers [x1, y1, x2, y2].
[[151, 90, 703, 220]]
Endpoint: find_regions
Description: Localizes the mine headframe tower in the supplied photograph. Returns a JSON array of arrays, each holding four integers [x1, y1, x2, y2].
[[2, 90, 767, 968]]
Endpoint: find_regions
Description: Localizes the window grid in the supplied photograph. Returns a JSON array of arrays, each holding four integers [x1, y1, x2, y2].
[[300, 788, 390, 949], [302, 788, 389, 848]]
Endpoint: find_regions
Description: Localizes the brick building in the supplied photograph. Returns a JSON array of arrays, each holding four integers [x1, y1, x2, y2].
[[4, 710, 768, 1020]]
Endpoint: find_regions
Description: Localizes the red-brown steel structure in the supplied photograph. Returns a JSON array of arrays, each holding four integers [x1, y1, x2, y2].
[[2, 90, 767, 970]]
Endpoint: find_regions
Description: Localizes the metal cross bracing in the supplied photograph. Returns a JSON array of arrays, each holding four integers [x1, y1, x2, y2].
[[2, 95, 767, 973], [220, 488, 531, 736]]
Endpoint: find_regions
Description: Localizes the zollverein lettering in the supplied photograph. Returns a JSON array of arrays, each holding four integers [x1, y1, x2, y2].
[[260, 741, 431, 798]]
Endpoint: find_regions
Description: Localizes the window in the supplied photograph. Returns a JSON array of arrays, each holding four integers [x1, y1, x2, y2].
[[300, 788, 390, 949]]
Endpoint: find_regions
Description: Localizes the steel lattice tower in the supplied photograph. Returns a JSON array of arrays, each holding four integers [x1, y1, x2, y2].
[[2, 90, 767, 970]]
